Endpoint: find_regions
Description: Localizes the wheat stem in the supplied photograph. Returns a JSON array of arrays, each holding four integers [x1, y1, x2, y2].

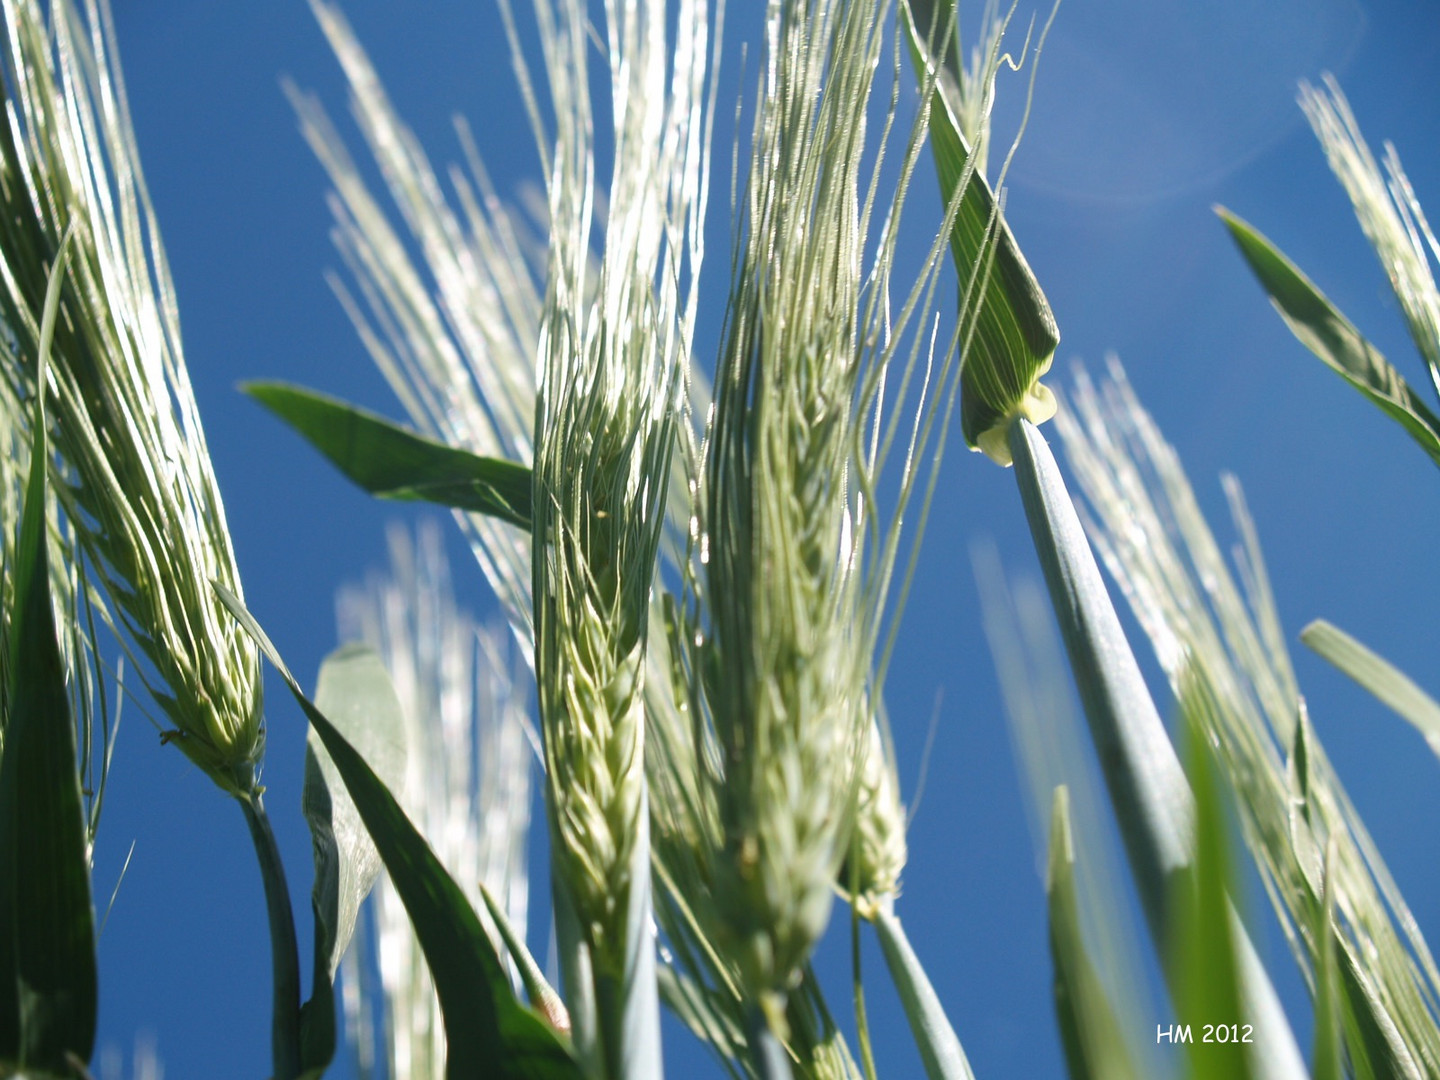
[[241, 792, 302, 1080], [1007, 416, 1309, 1080], [873, 907, 975, 1080], [745, 1006, 794, 1080]]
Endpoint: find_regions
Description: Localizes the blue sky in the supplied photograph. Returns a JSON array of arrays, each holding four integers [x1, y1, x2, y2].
[[84, 0, 1440, 1076]]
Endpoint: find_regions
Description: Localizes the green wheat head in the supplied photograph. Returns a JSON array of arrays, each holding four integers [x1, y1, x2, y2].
[[702, 0, 894, 1005], [0, 0, 261, 796]]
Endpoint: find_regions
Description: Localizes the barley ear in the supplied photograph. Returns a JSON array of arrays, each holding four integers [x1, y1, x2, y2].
[[0, 0, 263, 795]]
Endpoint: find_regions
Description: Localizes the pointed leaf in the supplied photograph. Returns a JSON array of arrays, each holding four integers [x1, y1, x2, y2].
[[1045, 787, 1139, 1080], [1218, 208, 1440, 469], [1312, 841, 1343, 1080], [1301, 619, 1440, 761], [900, 0, 1059, 463], [0, 227, 97, 1069], [481, 884, 570, 1037], [213, 584, 582, 1080], [246, 382, 533, 527], [1172, 676, 1252, 1080], [1285, 661, 1416, 1077], [1335, 945, 1416, 1080]]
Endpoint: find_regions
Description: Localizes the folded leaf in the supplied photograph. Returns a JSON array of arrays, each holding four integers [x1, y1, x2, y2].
[[246, 382, 533, 527], [900, 0, 1059, 464], [214, 584, 581, 1080], [298, 642, 410, 1074], [1218, 208, 1440, 470]]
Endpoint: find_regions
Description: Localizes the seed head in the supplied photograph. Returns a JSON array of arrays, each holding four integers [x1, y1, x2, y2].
[[0, 0, 262, 794]]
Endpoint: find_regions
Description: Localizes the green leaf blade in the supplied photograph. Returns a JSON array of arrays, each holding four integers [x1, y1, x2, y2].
[[1301, 618, 1440, 762], [1045, 787, 1139, 1080], [482, 883, 570, 1037], [0, 541, 98, 1068], [0, 230, 97, 1070], [246, 382, 533, 527], [1218, 208, 1440, 469], [901, 0, 1060, 463], [214, 586, 580, 1080], [1172, 676, 1253, 1080], [1311, 842, 1344, 1080], [301, 697, 575, 1079]]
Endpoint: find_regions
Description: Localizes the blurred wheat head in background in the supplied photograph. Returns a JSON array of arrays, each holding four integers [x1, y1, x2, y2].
[[336, 521, 533, 1078]]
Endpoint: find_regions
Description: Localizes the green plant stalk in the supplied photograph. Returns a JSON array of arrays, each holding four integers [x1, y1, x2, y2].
[[745, 1006, 794, 1080], [553, 871, 601, 1076], [242, 792, 302, 1080], [594, 974, 628, 1080], [1008, 419, 1191, 904], [592, 800, 663, 1080], [872, 907, 976, 1080], [851, 907, 879, 1080], [1006, 418, 1308, 1080]]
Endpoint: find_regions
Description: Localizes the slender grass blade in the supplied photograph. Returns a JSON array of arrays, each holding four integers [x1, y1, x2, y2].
[[0, 232, 97, 1069], [247, 382, 532, 527], [1312, 841, 1344, 1080], [1172, 676, 1253, 1080], [1218, 208, 1440, 469], [1045, 787, 1138, 1080], [482, 884, 569, 1036], [1301, 619, 1440, 762]]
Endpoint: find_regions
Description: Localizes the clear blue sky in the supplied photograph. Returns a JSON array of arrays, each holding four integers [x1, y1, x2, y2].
[[85, 0, 1440, 1076]]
